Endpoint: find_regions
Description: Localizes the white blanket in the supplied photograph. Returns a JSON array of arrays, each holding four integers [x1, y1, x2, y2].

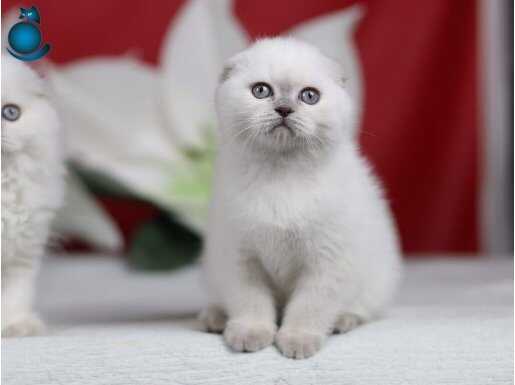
[[2, 256, 513, 385]]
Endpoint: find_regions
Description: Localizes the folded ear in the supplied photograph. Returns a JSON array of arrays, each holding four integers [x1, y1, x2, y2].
[[219, 52, 245, 83], [219, 63, 235, 83]]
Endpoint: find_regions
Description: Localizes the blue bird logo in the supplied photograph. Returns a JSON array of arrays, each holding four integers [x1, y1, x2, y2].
[[7, 6, 51, 61]]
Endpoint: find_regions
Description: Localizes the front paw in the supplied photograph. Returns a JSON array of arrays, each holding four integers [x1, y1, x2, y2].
[[198, 305, 227, 333], [224, 319, 276, 352], [2, 314, 44, 337], [275, 328, 325, 359]]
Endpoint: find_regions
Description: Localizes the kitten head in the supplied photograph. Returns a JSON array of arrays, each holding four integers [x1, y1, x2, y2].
[[1, 54, 59, 154], [215, 38, 355, 154]]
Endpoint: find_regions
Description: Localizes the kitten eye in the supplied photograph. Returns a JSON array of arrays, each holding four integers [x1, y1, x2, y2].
[[2, 104, 21, 122], [300, 88, 320, 105], [251, 83, 273, 99]]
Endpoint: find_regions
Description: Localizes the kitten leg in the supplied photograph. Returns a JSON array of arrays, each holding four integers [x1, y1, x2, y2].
[[198, 305, 227, 333], [2, 315, 44, 338], [276, 271, 345, 359], [2, 264, 44, 337], [333, 312, 362, 334], [222, 258, 277, 353]]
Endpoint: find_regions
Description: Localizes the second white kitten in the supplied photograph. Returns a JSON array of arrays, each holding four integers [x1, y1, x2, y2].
[[1, 55, 65, 337], [200, 38, 401, 359]]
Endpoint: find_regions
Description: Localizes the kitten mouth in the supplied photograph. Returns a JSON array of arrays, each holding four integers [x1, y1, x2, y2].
[[268, 120, 295, 135]]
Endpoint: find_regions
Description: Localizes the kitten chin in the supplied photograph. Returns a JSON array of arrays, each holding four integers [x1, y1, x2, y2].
[[201, 37, 401, 359], [1, 55, 65, 337]]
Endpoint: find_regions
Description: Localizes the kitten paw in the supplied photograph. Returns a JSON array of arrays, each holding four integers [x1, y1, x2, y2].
[[2, 315, 44, 337], [275, 328, 324, 359], [224, 320, 276, 352], [198, 305, 227, 333], [333, 313, 361, 334]]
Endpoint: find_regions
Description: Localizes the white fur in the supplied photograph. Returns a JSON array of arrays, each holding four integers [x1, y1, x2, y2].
[[200, 38, 402, 359], [1, 55, 65, 337]]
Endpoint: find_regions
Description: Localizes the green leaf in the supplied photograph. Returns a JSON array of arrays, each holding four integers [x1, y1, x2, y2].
[[69, 161, 136, 198], [128, 214, 202, 271]]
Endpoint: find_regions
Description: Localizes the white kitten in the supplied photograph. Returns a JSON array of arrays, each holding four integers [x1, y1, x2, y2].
[[1, 55, 65, 337], [200, 38, 402, 359]]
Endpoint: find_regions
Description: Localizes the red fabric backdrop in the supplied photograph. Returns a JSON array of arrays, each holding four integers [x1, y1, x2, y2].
[[2, 0, 480, 254]]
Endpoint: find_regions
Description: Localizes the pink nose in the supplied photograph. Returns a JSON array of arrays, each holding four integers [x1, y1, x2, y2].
[[274, 106, 293, 117]]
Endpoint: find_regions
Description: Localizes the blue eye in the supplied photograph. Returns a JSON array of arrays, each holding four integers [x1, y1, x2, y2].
[[2, 104, 21, 121], [252, 83, 272, 99], [300, 88, 320, 105]]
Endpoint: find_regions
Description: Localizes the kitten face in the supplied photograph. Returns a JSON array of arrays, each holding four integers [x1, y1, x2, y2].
[[216, 38, 355, 153], [1, 55, 58, 154]]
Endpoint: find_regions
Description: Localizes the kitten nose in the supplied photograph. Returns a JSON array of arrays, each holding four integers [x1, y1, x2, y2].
[[274, 106, 293, 117]]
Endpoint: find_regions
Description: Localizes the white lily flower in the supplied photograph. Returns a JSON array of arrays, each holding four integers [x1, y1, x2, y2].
[[53, 173, 123, 252]]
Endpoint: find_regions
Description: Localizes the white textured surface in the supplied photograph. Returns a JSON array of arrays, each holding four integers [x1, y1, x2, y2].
[[2, 256, 513, 385]]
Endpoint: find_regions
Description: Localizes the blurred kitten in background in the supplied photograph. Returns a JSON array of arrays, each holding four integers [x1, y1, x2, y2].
[[1, 55, 65, 336]]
